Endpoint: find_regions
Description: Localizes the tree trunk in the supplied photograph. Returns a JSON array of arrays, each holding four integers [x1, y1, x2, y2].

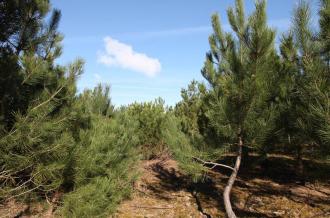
[[242, 145, 249, 159], [296, 145, 305, 184], [242, 144, 249, 168], [223, 136, 243, 218]]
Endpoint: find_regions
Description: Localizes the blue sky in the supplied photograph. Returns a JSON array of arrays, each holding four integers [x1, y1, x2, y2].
[[52, 0, 316, 106]]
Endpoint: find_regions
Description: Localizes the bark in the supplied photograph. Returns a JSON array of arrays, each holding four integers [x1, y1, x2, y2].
[[223, 136, 243, 218]]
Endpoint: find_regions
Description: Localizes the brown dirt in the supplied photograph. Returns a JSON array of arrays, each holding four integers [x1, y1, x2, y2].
[[0, 200, 54, 218], [1, 154, 329, 218], [0, 191, 60, 218], [114, 154, 330, 218], [113, 155, 214, 218]]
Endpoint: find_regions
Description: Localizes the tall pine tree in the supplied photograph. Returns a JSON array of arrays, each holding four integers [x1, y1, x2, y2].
[[201, 0, 278, 216], [276, 0, 330, 180]]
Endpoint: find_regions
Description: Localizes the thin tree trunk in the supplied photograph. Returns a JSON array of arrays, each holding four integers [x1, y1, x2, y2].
[[223, 136, 242, 218], [296, 145, 305, 184], [242, 145, 249, 167]]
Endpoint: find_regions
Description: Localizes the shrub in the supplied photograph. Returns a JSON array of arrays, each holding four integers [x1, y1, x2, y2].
[[61, 113, 140, 217], [122, 98, 171, 159], [121, 98, 206, 180]]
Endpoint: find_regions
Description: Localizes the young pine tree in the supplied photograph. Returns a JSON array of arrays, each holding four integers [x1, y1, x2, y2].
[[315, 0, 330, 155], [277, 0, 330, 179], [78, 84, 114, 117], [201, 0, 278, 217], [175, 80, 207, 148], [0, 0, 89, 200], [62, 110, 140, 217]]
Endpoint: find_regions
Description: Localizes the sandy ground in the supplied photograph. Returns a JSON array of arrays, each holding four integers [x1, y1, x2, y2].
[[114, 154, 330, 218], [1, 154, 329, 218]]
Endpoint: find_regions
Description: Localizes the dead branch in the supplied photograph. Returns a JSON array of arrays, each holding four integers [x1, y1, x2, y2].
[[193, 156, 234, 171], [130, 205, 173, 209], [7, 185, 41, 200]]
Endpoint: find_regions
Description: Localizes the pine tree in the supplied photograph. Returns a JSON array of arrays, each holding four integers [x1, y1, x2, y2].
[[62, 110, 140, 217], [0, 0, 63, 130], [175, 80, 207, 148], [0, 0, 89, 199], [78, 84, 114, 117], [0, 59, 85, 199], [276, 0, 330, 178], [201, 0, 277, 216], [315, 0, 330, 155]]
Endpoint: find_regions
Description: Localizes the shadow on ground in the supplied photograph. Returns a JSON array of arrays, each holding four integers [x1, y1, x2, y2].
[[115, 154, 330, 217]]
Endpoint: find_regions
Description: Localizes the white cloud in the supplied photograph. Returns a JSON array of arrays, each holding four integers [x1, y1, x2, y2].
[[98, 37, 161, 77]]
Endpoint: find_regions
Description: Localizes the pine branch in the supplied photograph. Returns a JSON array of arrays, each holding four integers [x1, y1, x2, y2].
[[31, 86, 64, 111], [193, 156, 234, 171], [5, 177, 34, 193], [7, 185, 41, 200], [21, 66, 34, 85], [5, 39, 18, 52]]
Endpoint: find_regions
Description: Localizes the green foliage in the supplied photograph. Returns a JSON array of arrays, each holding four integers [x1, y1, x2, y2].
[[78, 84, 114, 117], [175, 80, 207, 148], [0, 1, 140, 216], [1, 0, 330, 217], [121, 98, 172, 158], [0, 0, 64, 130], [201, 0, 278, 155], [306, 0, 330, 157], [120, 98, 206, 179], [0, 59, 85, 199], [276, 0, 330, 158], [61, 114, 139, 217]]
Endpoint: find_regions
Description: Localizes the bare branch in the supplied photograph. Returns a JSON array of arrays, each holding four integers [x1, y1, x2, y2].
[[193, 156, 235, 171], [130, 205, 173, 209], [7, 185, 41, 200]]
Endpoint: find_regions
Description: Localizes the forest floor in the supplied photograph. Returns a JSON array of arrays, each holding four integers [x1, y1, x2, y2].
[[114, 154, 330, 218], [0, 154, 329, 218]]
